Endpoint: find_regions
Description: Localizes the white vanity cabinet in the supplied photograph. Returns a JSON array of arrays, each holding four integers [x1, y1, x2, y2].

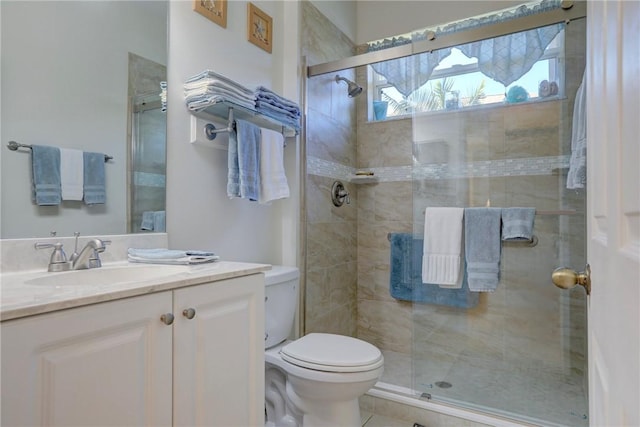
[[1, 273, 265, 427]]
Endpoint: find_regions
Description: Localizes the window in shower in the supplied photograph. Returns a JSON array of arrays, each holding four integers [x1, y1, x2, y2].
[[371, 29, 564, 118]]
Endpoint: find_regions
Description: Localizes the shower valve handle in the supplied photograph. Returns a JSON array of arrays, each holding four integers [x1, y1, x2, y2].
[[331, 181, 350, 207]]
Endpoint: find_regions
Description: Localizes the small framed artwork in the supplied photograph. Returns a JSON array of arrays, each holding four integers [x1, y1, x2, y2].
[[193, 0, 227, 28], [247, 2, 272, 53]]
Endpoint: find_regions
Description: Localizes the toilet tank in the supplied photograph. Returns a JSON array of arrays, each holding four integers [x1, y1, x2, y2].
[[264, 266, 299, 349]]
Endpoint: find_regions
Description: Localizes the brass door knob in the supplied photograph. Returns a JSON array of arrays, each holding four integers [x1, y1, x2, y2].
[[552, 264, 591, 295]]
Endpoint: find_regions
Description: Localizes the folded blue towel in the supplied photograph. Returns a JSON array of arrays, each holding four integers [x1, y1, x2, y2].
[[31, 144, 61, 206], [464, 208, 502, 292], [254, 107, 301, 130], [502, 207, 536, 241], [389, 233, 478, 308], [254, 86, 300, 113], [236, 119, 261, 201], [83, 151, 106, 205]]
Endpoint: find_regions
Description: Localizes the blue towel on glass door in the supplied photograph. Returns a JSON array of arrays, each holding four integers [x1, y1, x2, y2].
[[464, 208, 502, 292], [389, 233, 478, 308], [502, 207, 535, 241], [31, 144, 61, 206], [236, 119, 260, 201], [83, 151, 106, 205]]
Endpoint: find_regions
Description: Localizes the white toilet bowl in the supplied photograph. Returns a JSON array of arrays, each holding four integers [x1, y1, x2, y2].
[[264, 267, 384, 427], [265, 334, 384, 427]]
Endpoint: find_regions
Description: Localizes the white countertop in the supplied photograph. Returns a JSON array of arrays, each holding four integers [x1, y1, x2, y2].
[[0, 261, 270, 321]]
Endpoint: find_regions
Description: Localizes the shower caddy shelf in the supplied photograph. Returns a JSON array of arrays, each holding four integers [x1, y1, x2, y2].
[[189, 100, 298, 149]]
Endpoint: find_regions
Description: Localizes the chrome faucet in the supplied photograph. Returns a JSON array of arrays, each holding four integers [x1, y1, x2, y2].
[[71, 238, 110, 270]]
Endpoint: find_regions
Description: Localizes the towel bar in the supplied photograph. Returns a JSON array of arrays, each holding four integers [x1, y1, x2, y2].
[[386, 232, 538, 247], [7, 141, 113, 162], [200, 106, 289, 145]]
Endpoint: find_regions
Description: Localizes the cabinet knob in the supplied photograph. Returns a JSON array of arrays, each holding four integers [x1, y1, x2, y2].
[[160, 313, 174, 325], [182, 308, 196, 319]]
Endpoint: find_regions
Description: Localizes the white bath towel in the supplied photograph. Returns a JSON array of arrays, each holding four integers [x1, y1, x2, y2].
[[258, 128, 290, 204], [421, 207, 465, 288], [60, 148, 84, 201]]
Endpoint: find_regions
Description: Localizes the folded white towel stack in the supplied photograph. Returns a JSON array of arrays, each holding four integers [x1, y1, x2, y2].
[[184, 70, 256, 111], [259, 128, 290, 204], [422, 207, 465, 288], [60, 148, 84, 201]]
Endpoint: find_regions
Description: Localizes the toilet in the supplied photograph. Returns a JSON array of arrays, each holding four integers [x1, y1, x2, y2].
[[264, 266, 384, 427]]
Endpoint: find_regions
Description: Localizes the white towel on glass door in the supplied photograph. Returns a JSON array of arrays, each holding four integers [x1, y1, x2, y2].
[[60, 148, 84, 201], [258, 128, 290, 204], [422, 207, 465, 288]]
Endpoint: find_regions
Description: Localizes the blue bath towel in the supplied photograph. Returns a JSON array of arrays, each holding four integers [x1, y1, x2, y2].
[[31, 144, 61, 205], [236, 119, 260, 201], [389, 233, 478, 308], [502, 207, 536, 241], [227, 127, 241, 198], [464, 208, 502, 292], [83, 151, 106, 205]]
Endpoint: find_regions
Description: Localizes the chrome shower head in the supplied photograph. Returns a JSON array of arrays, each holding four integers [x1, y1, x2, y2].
[[335, 75, 363, 98]]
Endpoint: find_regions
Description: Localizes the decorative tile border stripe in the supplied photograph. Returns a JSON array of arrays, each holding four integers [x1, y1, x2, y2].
[[306, 157, 354, 182], [134, 171, 166, 187], [307, 155, 570, 182]]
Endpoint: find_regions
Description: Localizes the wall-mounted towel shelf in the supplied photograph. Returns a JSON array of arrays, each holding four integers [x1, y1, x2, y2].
[[6, 141, 113, 162], [190, 100, 298, 140]]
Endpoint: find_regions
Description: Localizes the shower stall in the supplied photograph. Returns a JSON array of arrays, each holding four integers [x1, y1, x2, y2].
[[302, 2, 587, 426]]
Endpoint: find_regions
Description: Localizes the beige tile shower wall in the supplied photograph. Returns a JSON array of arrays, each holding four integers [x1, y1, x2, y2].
[[302, 1, 358, 336], [355, 20, 587, 374]]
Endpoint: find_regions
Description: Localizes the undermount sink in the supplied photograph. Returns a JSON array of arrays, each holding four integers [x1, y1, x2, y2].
[[25, 264, 189, 287]]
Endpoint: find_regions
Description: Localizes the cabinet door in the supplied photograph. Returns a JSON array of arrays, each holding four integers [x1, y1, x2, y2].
[[1, 292, 173, 427], [173, 273, 265, 427]]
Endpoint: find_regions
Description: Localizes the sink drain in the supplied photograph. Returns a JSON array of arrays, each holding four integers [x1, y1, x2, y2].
[[435, 381, 452, 389]]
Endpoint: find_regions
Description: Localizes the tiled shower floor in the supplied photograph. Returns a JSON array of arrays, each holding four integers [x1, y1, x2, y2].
[[379, 349, 588, 427]]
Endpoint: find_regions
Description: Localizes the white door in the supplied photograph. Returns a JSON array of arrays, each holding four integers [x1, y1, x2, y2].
[[587, 1, 640, 425]]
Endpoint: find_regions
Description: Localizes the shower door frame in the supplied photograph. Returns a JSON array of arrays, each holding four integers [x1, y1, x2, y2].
[[307, 2, 585, 78], [303, 2, 589, 426]]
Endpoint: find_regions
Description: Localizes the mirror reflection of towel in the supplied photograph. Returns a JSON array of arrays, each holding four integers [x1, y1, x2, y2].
[[83, 151, 106, 205], [31, 144, 61, 206], [60, 148, 84, 201]]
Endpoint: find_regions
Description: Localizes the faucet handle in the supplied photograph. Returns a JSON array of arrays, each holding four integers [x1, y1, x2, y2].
[[35, 242, 71, 272], [70, 232, 81, 262]]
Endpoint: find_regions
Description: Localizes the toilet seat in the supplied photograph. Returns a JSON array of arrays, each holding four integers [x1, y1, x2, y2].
[[280, 333, 383, 373]]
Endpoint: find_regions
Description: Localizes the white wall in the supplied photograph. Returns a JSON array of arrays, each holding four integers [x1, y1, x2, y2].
[[166, 1, 299, 265], [356, 0, 524, 44], [0, 1, 166, 238], [309, 0, 357, 43]]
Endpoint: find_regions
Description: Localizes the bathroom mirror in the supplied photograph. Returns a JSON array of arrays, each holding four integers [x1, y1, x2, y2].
[[0, 1, 168, 239]]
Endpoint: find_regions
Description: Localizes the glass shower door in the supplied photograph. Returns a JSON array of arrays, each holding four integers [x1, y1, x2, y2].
[[409, 20, 588, 427]]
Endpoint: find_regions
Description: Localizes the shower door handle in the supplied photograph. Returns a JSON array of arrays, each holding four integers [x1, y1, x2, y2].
[[551, 264, 591, 295]]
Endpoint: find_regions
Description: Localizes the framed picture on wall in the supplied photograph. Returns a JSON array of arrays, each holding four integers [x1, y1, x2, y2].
[[247, 2, 272, 53], [193, 0, 227, 28]]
